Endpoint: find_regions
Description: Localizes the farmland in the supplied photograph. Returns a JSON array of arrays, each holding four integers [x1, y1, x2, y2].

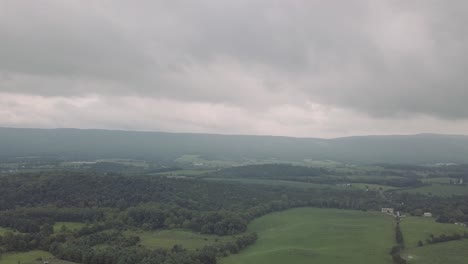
[[402, 240, 468, 264], [399, 216, 467, 249], [0, 250, 53, 264], [0, 227, 13, 235], [221, 208, 395, 264], [53, 222, 86, 233]]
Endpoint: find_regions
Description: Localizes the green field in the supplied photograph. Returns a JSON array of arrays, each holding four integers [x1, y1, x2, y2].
[[221, 208, 395, 264], [53, 222, 86, 233], [125, 229, 233, 250], [400, 216, 467, 249], [0, 250, 53, 264], [403, 239, 468, 264], [398, 184, 468, 196], [0, 227, 15, 235]]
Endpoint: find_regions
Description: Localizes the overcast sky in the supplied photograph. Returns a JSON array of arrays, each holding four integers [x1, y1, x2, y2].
[[1, 0, 468, 138]]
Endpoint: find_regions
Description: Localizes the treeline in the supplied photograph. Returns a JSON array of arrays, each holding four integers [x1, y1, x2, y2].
[[418, 232, 468, 246], [0, 225, 257, 264], [390, 219, 407, 264], [0, 207, 106, 233], [126, 206, 247, 235], [51, 232, 257, 264], [207, 163, 424, 188], [390, 192, 468, 224]]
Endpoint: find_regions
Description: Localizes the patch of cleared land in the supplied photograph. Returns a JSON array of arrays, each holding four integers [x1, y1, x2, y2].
[[0, 250, 53, 264], [403, 239, 468, 264], [221, 208, 395, 264], [0, 227, 16, 235], [125, 229, 233, 250], [53, 222, 86, 233], [400, 216, 467, 249]]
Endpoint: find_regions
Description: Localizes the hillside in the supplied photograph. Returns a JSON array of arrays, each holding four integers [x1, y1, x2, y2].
[[1, 128, 468, 164]]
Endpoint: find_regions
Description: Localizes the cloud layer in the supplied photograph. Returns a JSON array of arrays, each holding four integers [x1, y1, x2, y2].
[[1, 0, 468, 137]]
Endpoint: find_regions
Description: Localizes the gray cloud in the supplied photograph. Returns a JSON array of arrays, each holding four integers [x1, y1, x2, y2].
[[0, 0, 468, 136]]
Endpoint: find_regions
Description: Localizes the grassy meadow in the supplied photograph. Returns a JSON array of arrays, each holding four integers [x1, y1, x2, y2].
[[0, 227, 15, 235], [53, 222, 86, 233], [0, 250, 53, 264], [221, 208, 395, 264], [402, 239, 468, 264], [399, 216, 467, 249]]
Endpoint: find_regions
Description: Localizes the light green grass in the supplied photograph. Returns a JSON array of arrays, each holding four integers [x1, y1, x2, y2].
[[0, 227, 15, 235], [221, 208, 395, 264], [403, 239, 468, 264], [400, 216, 467, 249], [0, 250, 53, 264], [53, 222, 86, 233], [398, 184, 468, 196], [125, 229, 233, 250]]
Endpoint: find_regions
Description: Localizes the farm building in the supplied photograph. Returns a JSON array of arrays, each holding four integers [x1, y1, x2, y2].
[[423, 212, 432, 217], [381, 208, 394, 214]]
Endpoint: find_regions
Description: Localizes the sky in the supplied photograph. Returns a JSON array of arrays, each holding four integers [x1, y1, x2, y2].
[[1, 0, 468, 138]]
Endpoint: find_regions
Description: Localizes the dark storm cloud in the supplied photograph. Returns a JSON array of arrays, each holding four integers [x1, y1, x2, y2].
[[1, 0, 468, 136]]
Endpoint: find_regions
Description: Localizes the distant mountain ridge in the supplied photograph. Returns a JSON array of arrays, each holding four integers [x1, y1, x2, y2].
[[1, 127, 468, 164]]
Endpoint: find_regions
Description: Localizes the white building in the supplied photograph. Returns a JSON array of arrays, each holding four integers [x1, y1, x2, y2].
[[381, 208, 394, 214]]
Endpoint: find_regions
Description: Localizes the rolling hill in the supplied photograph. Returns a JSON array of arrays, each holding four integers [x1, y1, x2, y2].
[[1, 127, 468, 164]]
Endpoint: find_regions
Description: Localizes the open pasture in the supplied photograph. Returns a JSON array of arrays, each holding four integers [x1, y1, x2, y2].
[[403, 239, 468, 264], [53, 222, 86, 233], [0, 250, 53, 264], [399, 216, 467, 249], [221, 208, 395, 264], [0, 227, 15, 235]]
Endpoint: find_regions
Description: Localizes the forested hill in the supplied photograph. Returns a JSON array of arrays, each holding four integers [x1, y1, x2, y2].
[[1, 127, 468, 164]]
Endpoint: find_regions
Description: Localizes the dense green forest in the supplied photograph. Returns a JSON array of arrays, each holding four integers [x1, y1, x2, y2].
[[1, 166, 468, 264]]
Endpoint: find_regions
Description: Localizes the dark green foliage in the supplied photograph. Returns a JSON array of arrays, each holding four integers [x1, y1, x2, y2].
[[390, 219, 407, 264], [425, 232, 468, 244], [395, 221, 404, 247], [0, 168, 466, 264]]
